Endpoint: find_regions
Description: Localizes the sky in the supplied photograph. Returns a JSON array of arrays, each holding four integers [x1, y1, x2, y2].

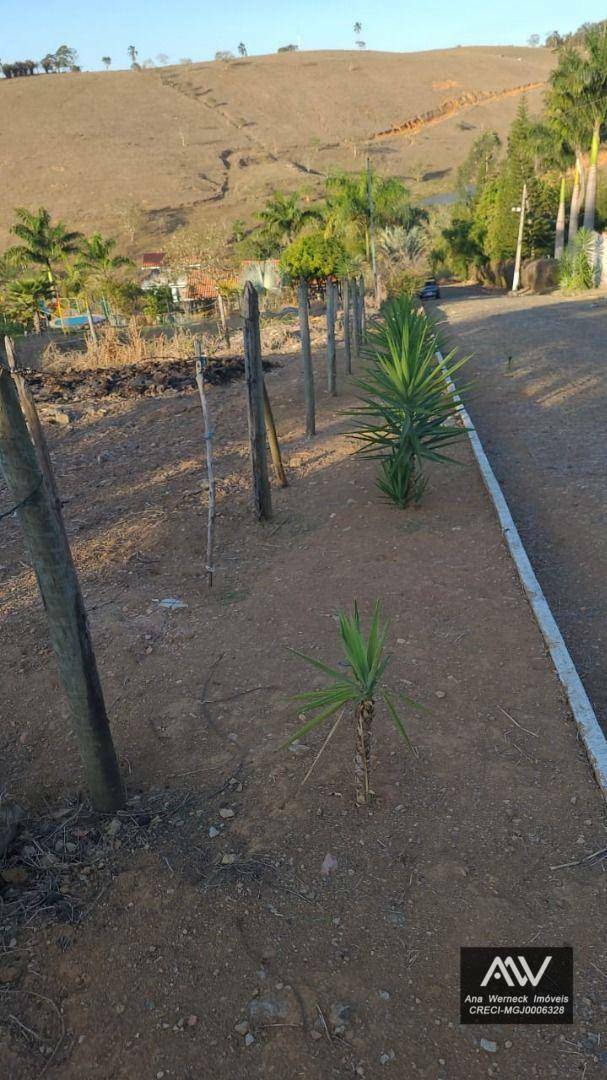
[[2, 2, 605, 71]]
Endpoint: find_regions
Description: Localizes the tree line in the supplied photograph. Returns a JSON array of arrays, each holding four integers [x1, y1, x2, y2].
[[1, 45, 79, 78], [436, 22, 607, 286]]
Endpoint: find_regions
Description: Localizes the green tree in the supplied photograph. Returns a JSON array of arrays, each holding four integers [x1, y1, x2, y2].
[[255, 190, 322, 248], [3, 276, 53, 332], [101, 56, 112, 69], [280, 232, 348, 280], [325, 168, 426, 261], [456, 131, 501, 197], [238, 42, 247, 57], [54, 44, 79, 72], [6, 207, 82, 282], [75, 233, 132, 292]]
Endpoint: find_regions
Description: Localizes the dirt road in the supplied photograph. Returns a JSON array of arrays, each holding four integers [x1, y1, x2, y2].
[[438, 284, 607, 736]]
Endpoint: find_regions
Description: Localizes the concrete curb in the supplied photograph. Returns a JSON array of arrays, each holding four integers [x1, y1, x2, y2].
[[438, 352, 607, 800]]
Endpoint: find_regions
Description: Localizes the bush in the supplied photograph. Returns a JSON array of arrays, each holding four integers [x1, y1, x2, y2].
[[280, 232, 348, 281], [350, 297, 468, 508], [559, 229, 596, 291]]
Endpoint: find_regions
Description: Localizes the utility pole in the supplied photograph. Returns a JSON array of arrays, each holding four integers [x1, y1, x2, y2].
[[366, 157, 379, 305], [511, 181, 528, 294]]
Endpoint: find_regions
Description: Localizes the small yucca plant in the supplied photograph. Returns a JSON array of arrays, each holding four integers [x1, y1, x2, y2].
[[282, 602, 413, 805], [350, 296, 468, 508]]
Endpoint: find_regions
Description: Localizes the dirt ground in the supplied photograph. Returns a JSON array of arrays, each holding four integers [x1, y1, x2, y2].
[[1, 325, 606, 1079], [438, 284, 607, 741]]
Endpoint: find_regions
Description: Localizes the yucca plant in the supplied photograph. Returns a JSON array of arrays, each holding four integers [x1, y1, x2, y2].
[[559, 228, 596, 292], [350, 296, 468, 508], [282, 602, 413, 805]]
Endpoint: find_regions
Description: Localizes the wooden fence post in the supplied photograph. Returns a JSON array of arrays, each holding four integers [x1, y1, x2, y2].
[[0, 368, 124, 813], [351, 277, 360, 359], [194, 340, 217, 586], [297, 279, 316, 436], [358, 273, 366, 342], [242, 282, 272, 520], [326, 278, 337, 396], [85, 305, 98, 346], [263, 383, 288, 487], [342, 278, 352, 374], [4, 336, 64, 524], [217, 292, 231, 349]]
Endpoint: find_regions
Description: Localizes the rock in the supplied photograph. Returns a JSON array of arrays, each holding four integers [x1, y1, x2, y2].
[[43, 406, 76, 426], [480, 1039, 497, 1053], [106, 819, 122, 837], [186, 1015, 198, 1027], [248, 992, 290, 1027], [378, 990, 390, 1001], [1, 866, 28, 885], [219, 808, 235, 819], [208, 827, 220, 838], [221, 853, 237, 865], [234, 1020, 249, 1035], [329, 1001, 355, 1032], [0, 802, 24, 858], [321, 853, 338, 877], [379, 1050, 395, 1065], [244, 1033, 255, 1047]]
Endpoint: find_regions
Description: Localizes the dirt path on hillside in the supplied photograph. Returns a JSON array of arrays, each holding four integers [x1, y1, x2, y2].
[[0, 331, 606, 1078], [438, 285, 607, 742], [371, 81, 547, 142]]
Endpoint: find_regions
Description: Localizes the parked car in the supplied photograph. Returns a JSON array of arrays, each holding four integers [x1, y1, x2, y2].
[[419, 279, 441, 300]]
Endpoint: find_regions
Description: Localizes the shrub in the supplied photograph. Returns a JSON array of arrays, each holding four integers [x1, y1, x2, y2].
[[559, 228, 596, 291], [350, 297, 468, 508], [280, 232, 348, 281]]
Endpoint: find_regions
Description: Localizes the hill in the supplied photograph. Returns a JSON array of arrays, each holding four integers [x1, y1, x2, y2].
[[0, 46, 555, 252]]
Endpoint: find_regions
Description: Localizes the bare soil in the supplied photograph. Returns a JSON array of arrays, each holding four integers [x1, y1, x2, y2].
[[1, 328, 606, 1078], [0, 47, 554, 251], [438, 284, 607, 740]]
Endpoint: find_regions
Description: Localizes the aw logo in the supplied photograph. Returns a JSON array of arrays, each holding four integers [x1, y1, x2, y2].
[[480, 954, 552, 988], [461, 947, 573, 1025]]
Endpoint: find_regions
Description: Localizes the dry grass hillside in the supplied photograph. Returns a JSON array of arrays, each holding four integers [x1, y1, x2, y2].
[[0, 46, 555, 251]]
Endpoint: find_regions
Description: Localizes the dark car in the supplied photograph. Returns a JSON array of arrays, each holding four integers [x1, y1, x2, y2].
[[419, 279, 441, 300]]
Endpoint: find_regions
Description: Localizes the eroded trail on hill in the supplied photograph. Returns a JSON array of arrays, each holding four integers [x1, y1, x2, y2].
[[371, 80, 546, 142]]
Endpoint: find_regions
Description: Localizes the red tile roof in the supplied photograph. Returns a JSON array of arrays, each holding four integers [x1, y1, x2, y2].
[[186, 270, 219, 300], [141, 252, 166, 269]]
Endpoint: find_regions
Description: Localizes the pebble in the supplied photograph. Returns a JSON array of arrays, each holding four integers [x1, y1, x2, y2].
[[379, 1050, 396, 1065], [106, 819, 122, 837], [186, 1015, 198, 1027], [244, 1033, 255, 1047], [480, 1039, 497, 1053], [208, 827, 220, 838], [378, 990, 390, 1000], [235, 1020, 249, 1035], [221, 853, 237, 865], [219, 808, 235, 819]]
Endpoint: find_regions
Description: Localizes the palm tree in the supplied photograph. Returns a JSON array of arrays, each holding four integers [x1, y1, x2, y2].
[[6, 207, 82, 283], [325, 169, 425, 260], [256, 191, 321, 245], [546, 50, 592, 243], [75, 233, 132, 291], [238, 42, 247, 57], [579, 25, 607, 230], [3, 276, 53, 332], [554, 177, 566, 258], [354, 21, 362, 34]]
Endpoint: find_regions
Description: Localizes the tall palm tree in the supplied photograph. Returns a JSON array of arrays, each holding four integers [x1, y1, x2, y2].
[[75, 233, 132, 291], [579, 25, 607, 230], [6, 207, 82, 282], [554, 177, 566, 258], [3, 276, 53, 333], [546, 48, 593, 242], [256, 191, 321, 245], [325, 169, 425, 260]]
